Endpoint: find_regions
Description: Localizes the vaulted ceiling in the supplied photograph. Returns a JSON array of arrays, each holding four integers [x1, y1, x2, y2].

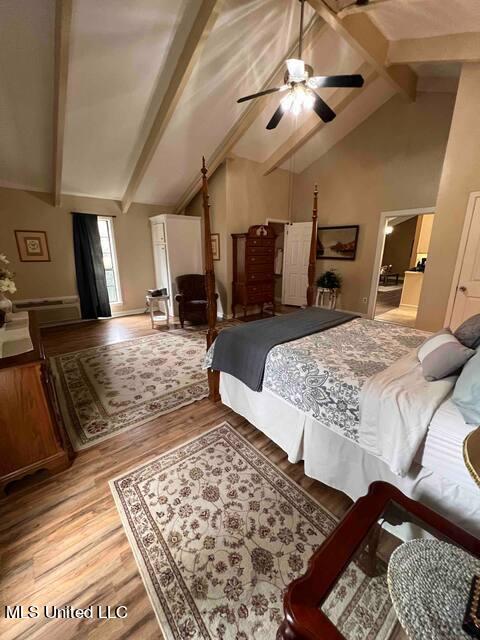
[[0, 0, 479, 211]]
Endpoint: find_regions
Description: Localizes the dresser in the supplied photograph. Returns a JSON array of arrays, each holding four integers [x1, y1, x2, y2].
[[231, 225, 276, 319], [150, 214, 202, 318], [0, 312, 72, 495]]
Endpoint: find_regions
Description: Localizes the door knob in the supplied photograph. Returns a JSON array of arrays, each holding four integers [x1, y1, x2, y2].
[[459, 286, 467, 293]]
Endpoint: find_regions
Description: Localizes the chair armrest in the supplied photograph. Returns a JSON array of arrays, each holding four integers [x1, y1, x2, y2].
[[175, 293, 184, 302]]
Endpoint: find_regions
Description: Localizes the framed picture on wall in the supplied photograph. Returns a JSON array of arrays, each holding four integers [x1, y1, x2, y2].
[[211, 233, 220, 261], [15, 230, 51, 262], [317, 225, 359, 261]]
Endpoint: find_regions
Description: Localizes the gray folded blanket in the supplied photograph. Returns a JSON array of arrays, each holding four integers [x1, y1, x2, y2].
[[210, 307, 357, 391]]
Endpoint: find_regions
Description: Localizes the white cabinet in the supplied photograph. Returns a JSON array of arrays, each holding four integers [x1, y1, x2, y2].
[[150, 214, 202, 317], [151, 222, 166, 244]]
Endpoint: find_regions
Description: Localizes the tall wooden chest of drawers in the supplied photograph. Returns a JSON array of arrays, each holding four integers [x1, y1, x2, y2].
[[231, 225, 276, 319]]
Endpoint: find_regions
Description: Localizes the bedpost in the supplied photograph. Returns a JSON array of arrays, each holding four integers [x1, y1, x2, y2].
[[306, 184, 318, 307], [201, 157, 220, 402]]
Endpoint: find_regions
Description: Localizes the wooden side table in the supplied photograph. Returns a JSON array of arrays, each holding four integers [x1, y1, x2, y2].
[[146, 295, 169, 328], [278, 482, 480, 640]]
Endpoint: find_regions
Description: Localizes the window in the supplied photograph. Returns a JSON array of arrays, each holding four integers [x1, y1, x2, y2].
[[98, 217, 121, 304]]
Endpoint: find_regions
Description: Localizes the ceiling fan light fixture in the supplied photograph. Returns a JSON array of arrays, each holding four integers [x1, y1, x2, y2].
[[280, 92, 294, 112], [303, 90, 315, 109], [286, 58, 307, 82], [236, 0, 364, 130]]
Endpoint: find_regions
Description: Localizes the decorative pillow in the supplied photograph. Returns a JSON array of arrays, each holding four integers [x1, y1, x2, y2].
[[417, 329, 475, 381], [454, 314, 480, 349], [452, 349, 480, 425]]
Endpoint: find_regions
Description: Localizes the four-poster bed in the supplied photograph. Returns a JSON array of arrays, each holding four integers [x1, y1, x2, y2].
[[198, 158, 480, 538], [201, 157, 220, 402], [201, 160, 321, 403]]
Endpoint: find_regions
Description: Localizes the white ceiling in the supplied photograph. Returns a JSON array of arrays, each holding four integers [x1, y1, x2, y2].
[[280, 75, 394, 174], [62, 0, 200, 200], [0, 0, 479, 206], [368, 0, 480, 40], [0, 0, 55, 192], [135, 0, 313, 205]]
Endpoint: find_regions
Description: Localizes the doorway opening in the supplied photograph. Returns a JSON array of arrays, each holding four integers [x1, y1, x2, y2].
[[369, 208, 435, 328]]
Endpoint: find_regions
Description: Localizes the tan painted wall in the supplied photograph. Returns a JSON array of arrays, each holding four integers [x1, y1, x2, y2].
[[417, 63, 480, 331], [225, 157, 291, 314], [186, 157, 291, 316], [291, 91, 455, 313], [0, 187, 161, 314]]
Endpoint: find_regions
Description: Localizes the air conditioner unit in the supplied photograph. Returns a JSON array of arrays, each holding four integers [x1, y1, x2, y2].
[[13, 296, 81, 326]]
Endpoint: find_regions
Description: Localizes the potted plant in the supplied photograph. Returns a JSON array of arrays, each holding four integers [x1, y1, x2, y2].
[[315, 270, 342, 309], [316, 269, 342, 291], [0, 253, 16, 320]]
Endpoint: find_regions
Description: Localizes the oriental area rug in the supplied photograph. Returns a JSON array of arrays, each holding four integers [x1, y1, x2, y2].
[[111, 423, 397, 640], [50, 331, 209, 450]]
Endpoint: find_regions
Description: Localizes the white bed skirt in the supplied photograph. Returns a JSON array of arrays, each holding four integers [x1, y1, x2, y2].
[[220, 373, 480, 537]]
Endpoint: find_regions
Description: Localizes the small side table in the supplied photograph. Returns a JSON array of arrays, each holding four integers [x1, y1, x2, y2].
[[146, 295, 169, 328], [278, 482, 480, 640], [315, 288, 338, 309], [380, 273, 400, 286]]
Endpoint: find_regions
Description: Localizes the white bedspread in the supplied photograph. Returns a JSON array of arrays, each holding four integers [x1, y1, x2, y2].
[[359, 352, 457, 476]]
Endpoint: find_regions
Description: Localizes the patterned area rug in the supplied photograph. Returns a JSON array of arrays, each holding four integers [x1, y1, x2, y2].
[[111, 423, 397, 640], [51, 331, 209, 450]]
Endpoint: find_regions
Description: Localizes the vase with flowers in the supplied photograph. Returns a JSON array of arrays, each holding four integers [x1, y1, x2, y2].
[[0, 253, 16, 319]]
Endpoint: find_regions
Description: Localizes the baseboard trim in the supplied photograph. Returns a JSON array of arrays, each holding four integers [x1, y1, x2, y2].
[[41, 309, 147, 328], [111, 308, 146, 318], [339, 307, 367, 317]]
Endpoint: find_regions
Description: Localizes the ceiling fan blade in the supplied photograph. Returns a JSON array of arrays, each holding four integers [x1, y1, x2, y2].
[[312, 93, 336, 123], [307, 74, 364, 89], [237, 87, 285, 104], [266, 104, 285, 130]]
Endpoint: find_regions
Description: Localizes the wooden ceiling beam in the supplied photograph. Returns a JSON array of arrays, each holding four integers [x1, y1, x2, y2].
[[52, 0, 72, 207], [262, 61, 375, 176], [388, 32, 480, 66], [121, 0, 221, 214], [307, 0, 417, 101], [174, 16, 326, 213]]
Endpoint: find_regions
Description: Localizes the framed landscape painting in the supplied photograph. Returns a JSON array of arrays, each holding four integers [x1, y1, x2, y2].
[[15, 230, 51, 262], [316, 225, 359, 261]]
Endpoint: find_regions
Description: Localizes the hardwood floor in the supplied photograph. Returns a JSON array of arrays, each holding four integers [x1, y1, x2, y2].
[[0, 315, 351, 640], [375, 306, 417, 328]]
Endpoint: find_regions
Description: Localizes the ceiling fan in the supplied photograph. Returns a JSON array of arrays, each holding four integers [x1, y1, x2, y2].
[[237, 0, 365, 130]]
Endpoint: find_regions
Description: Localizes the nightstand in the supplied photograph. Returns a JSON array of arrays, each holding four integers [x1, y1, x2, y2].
[[278, 482, 480, 640]]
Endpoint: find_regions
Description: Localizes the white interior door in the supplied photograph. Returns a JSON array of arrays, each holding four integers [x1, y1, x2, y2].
[[451, 196, 480, 329], [282, 222, 312, 306]]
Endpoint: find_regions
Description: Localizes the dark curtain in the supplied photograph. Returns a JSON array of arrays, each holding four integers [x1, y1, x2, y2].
[[72, 212, 111, 319]]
